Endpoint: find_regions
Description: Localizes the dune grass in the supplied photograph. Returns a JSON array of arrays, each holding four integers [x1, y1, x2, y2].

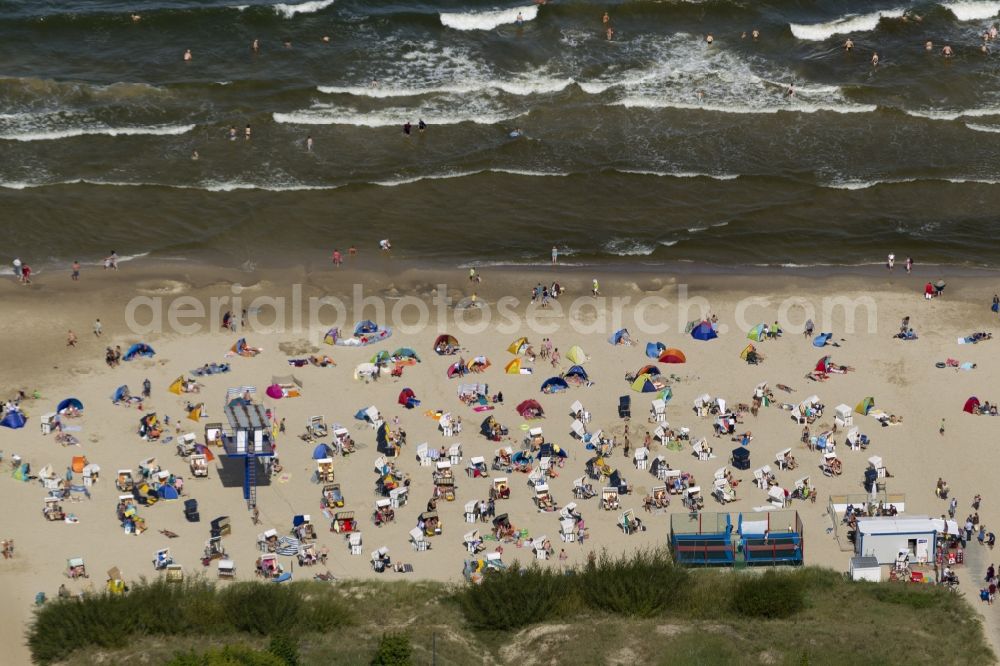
[[29, 555, 995, 666]]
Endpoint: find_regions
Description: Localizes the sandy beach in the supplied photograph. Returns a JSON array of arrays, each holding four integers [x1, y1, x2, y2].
[[1, 260, 999, 663]]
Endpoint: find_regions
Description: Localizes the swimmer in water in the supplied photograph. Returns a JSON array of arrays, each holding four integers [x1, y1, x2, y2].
[[602, 12, 609, 24], [706, 33, 714, 45], [251, 39, 259, 53], [322, 35, 330, 43], [844, 38, 854, 51], [244, 124, 251, 140], [925, 40, 933, 51], [516, 12, 523, 25], [942, 45, 954, 57], [785, 83, 795, 97], [418, 119, 426, 133], [229, 126, 237, 141], [191, 150, 199, 160], [183, 48, 192, 61], [871, 52, 879, 67], [991, 26, 998, 40], [370, 79, 379, 88], [131, 13, 141, 22], [752, 29, 759, 40], [306, 135, 313, 151], [403, 121, 411, 136], [606, 26, 614, 40]]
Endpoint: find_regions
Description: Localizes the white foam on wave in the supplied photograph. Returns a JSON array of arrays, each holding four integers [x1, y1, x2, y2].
[[789, 8, 905, 41], [942, 1, 1000, 21], [0, 124, 195, 141], [273, 93, 517, 127], [490, 168, 569, 177], [603, 238, 656, 256], [905, 107, 1000, 120], [372, 168, 569, 187], [614, 96, 875, 114], [272, 0, 335, 19], [966, 122, 1000, 132], [0, 178, 338, 192], [440, 5, 538, 31], [826, 178, 916, 190], [827, 176, 1000, 190], [619, 168, 740, 181], [318, 75, 573, 98], [601, 33, 872, 115]]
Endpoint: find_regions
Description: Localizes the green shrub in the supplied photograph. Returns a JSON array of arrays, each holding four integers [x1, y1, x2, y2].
[[730, 571, 805, 619], [220, 583, 303, 635], [866, 585, 941, 609], [28, 580, 352, 664], [370, 632, 412, 666], [299, 594, 352, 632], [267, 634, 300, 665], [167, 645, 286, 665], [578, 549, 688, 617], [454, 562, 571, 630]]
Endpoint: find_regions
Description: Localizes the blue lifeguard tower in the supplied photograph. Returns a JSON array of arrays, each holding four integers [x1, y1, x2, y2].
[[220, 401, 274, 508]]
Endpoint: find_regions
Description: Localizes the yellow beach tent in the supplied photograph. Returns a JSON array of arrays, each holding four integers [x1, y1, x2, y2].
[[566, 345, 588, 364], [507, 337, 528, 355]]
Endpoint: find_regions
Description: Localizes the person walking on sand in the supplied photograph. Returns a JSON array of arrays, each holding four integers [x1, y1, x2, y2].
[[906, 256, 912, 274], [592, 279, 600, 296], [887, 253, 894, 271], [142, 378, 151, 399], [71, 260, 80, 281], [332, 249, 342, 267], [12, 257, 21, 281], [940, 418, 946, 436], [66, 330, 77, 347], [93, 319, 102, 337]]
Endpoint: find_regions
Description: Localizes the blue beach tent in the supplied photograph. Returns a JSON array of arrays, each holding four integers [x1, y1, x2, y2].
[[57, 398, 84, 413], [0, 411, 26, 429], [645, 342, 666, 358], [123, 343, 155, 361], [813, 333, 833, 348], [541, 377, 570, 393], [690, 321, 718, 341]]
